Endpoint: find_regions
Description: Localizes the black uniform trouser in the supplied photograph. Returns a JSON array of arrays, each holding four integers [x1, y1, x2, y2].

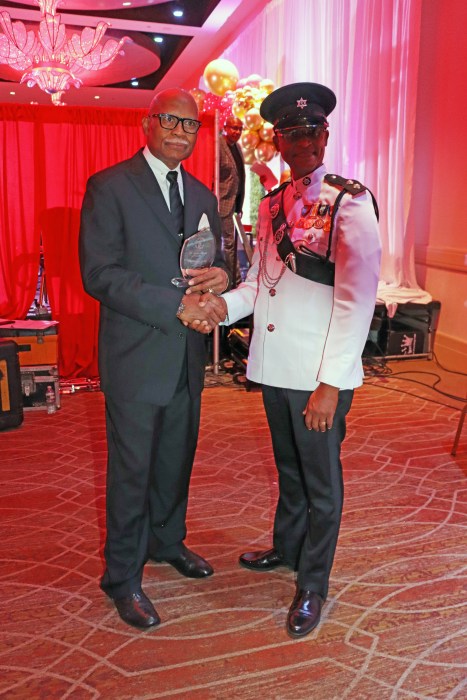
[[262, 385, 353, 600], [100, 361, 201, 599]]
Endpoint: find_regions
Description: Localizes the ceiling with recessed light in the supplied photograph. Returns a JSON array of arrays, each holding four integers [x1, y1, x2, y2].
[[0, 0, 271, 108]]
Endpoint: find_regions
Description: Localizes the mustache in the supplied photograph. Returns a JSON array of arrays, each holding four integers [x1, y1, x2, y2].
[[165, 137, 190, 146]]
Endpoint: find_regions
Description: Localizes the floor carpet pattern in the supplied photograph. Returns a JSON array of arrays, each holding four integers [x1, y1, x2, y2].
[[0, 362, 466, 699]]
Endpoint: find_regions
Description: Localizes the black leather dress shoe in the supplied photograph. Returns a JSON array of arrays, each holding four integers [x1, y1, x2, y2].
[[154, 546, 214, 578], [114, 591, 161, 629], [286, 588, 323, 638], [239, 548, 284, 571]]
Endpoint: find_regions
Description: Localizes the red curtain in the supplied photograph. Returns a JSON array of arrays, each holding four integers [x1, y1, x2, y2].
[[0, 106, 40, 319], [0, 104, 215, 378]]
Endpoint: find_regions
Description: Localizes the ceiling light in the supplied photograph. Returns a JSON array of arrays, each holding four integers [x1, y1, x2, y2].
[[122, 2, 132, 6], [173, 10, 184, 18], [51, 91, 66, 106], [0, 1, 130, 103], [153, 36, 163, 43], [131, 80, 139, 87]]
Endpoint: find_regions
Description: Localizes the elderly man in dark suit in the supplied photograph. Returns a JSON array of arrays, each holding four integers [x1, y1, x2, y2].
[[79, 88, 228, 630]]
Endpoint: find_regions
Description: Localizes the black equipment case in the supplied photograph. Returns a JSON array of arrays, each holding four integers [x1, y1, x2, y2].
[[0, 340, 24, 430], [363, 301, 441, 359], [0, 319, 60, 411]]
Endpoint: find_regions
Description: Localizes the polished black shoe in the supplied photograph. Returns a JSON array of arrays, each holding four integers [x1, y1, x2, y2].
[[154, 545, 214, 578], [239, 547, 285, 571], [286, 588, 323, 638], [114, 591, 161, 630]]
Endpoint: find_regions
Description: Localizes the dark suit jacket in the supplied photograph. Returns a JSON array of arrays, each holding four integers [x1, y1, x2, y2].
[[79, 149, 225, 406], [218, 136, 245, 219]]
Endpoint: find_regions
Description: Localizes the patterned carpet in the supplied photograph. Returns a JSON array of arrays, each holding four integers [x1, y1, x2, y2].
[[0, 359, 466, 699]]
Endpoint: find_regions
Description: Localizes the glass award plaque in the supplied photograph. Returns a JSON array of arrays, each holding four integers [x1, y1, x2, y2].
[[171, 227, 216, 288]]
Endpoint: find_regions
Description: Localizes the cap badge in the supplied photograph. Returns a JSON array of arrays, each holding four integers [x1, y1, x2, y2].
[[296, 97, 307, 109], [270, 203, 280, 219], [274, 223, 287, 244]]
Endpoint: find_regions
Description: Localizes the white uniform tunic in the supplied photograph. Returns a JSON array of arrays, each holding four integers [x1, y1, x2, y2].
[[223, 163, 381, 391]]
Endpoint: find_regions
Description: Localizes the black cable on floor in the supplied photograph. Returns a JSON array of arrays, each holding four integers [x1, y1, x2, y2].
[[433, 351, 467, 377], [363, 380, 464, 412]]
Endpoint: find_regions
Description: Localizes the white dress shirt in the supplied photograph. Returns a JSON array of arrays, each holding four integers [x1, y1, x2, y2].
[[143, 145, 184, 209]]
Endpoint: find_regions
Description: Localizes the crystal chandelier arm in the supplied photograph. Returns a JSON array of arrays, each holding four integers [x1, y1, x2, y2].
[[0, 1, 130, 102], [39, 11, 67, 55], [68, 23, 110, 62], [0, 13, 36, 70], [70, 28, 130, 72]]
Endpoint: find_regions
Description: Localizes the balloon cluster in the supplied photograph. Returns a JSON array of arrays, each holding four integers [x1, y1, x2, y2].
[[189, 59, 277, 165]]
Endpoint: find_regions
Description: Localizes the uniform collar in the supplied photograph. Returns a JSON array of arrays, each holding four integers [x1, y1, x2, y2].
[[291, 164, 327, 197]]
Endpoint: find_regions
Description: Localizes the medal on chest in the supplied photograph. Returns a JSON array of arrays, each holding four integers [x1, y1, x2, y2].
[[295, 201, 332, 234]]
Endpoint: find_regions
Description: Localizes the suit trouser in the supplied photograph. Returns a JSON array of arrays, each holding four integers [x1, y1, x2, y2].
[[100, 362, 201, 599], [261, 385, 353, 600], [220, 215, 242, 287]]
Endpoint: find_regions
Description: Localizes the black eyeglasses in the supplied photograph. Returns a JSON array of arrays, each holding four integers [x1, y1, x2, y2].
[[274, 125, 327, 142], [149, 112, 202, 134]]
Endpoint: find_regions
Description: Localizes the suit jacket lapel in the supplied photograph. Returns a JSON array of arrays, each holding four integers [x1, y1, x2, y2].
[[181, 167, 198, 240], [221, 137, 236, 173], [126, 150, 181, 245]]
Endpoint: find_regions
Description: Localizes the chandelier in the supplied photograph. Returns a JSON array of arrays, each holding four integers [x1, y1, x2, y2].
[[0, 0, 130, 102]]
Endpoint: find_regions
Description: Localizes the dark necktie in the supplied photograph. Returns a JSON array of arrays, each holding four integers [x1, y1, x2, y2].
[[166, 170, 184, 238]]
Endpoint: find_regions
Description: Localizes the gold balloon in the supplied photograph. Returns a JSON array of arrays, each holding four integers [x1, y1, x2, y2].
[[234, 92, 255, 108], [259, 122, 274, 142], [243, 151, 256, 165], [203, 59, 239, 97], [244, 108, 263, 131], [235, 78, 249, 90], [259, 78, 275, 95], [254, 140, 276, 162], [246, 73, 263, 88], [232, 99, 246, 120], [188, 87, 206, 112], [245, 96, 256, 112], [241, 130, 260, 152]]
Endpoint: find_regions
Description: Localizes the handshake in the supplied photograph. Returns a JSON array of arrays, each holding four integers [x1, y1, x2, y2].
[[177, 266, 229, 334]]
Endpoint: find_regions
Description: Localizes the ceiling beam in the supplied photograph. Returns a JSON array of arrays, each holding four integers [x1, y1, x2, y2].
[[0, 6, 202, 36], [157, 0, 272, 92]]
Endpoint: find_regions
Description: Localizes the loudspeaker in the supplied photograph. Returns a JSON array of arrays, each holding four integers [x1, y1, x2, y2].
[[0, 340, 24, 430], [363, 301, 441, 359]]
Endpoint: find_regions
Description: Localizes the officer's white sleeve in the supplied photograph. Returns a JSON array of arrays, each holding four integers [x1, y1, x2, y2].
[[221, 246, 259, 325], [317, 190, 381, 387], [220, 211, 266, 325]]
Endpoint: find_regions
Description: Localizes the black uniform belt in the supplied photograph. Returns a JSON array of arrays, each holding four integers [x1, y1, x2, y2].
[[267, 175, 378, 288]]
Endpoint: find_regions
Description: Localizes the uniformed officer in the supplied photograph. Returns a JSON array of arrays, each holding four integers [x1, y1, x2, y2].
[[195, 82, 381, 637]]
